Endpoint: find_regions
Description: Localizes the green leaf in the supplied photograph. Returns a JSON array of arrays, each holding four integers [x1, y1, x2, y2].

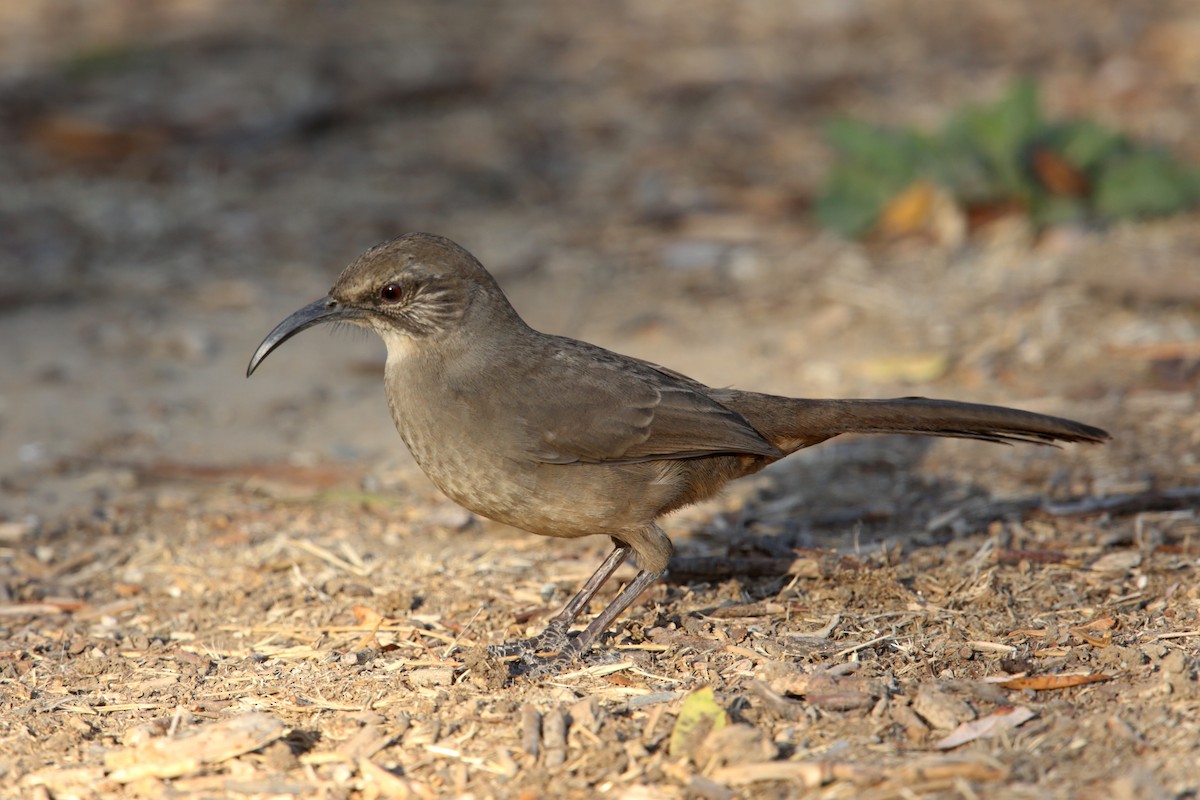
[[669, 686, 728, 759], [1094, 151, 1200, 220], [1046, 121, 1129, 172], [944, 78, 1042, 196], [813, 78, 1200, 237], [814, 165, 899, 236], [923, 138, 995, 204], [816, 119, 931, 235], [62, 43, 157, 79], [823, 118, 930, 180], [1029, 194, 1089, 228]]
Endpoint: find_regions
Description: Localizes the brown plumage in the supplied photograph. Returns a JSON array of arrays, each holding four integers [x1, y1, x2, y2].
[[248, 232, 1109, 674]]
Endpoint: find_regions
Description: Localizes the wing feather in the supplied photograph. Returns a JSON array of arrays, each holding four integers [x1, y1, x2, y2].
[[512, 337, 780, 465]]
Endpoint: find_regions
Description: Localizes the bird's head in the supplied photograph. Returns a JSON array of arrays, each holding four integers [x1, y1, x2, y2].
[[247, 232, 512, 376]]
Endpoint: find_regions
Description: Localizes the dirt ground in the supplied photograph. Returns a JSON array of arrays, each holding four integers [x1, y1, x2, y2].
[[2, 2, 1199, 798]]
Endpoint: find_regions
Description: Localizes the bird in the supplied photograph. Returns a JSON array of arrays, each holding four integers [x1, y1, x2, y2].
[[247, 232, 1109, 673]]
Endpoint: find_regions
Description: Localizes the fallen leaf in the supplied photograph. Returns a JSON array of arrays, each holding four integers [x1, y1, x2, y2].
[[996, 673, 1114, 691], [1030, 145, 1090, 196], [855, 352, 950, 384], [934, 706, 1036, 749], [353, 605, 388, 626], [1089, 551, 1143, 574], [1070, 617, 1116, 647], [27, 114, 168, 164], [669, 687, 728, 760], [876, 180, 966, 246], [877, 180, 938, 236], [897, 756, 1009, 782]]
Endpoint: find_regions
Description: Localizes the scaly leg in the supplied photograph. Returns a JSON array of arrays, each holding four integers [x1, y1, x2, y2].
[[522, 565, 665, 677], [487, 543, 632, 659]]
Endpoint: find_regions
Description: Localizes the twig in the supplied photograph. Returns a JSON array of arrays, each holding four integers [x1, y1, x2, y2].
[[1042, 487, 1200, 516]]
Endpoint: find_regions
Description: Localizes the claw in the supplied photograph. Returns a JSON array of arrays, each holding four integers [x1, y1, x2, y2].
[[485, 639, 532, 659], [486, 618, 572, 661], [520, 654, 573, 679]]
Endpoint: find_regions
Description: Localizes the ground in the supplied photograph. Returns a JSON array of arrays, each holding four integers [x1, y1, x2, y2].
[[1, 2, 1199, 798]]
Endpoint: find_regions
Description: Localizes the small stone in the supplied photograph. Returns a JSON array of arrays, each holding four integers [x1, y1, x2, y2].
[[912, 683, 976, 730], [407, 666, 454, 686]]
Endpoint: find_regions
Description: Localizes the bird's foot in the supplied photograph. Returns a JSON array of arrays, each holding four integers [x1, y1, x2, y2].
[[486, 619, 571, 661], [515, 638, 586, 679], [519, 653, 574, 679], [516, 642, 629, 679], [485, 639, 532, 659], [485, 623, 603, 679]]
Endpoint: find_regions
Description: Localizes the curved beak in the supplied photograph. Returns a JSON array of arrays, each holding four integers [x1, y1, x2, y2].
[[246, 296, 365, 377]]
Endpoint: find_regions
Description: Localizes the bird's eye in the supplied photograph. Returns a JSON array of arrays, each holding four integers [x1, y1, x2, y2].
[[379, 283, 403, 302]]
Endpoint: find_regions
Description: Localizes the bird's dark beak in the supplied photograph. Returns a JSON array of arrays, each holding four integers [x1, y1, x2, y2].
[[246, 296, 365, 377]]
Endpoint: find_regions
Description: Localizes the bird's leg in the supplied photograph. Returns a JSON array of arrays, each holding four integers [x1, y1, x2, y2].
[[530, 543, 632, 654], [523, 566, 665, 678], [487, 543, 631, 659]]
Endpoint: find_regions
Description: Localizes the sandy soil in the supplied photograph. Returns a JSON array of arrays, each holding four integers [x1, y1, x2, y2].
[[2, 2, 1199, 798]]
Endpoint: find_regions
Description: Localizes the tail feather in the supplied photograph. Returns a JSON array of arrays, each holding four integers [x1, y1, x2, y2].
[[712, 393, 1110, 455]]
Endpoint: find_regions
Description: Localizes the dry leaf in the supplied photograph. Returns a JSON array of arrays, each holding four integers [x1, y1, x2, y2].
[[28, 114, 167, 164], [934, 706, 1036, 749], [878, 180, 938, 236], [1089, 551, 1143, 574], [997, 673, 1114, 691], [353, 605, 388, 626], [876, 180, 966, 245], [1070, 617, 1116, 647], [897, 756, 1009, 783], [1030, 145, 1090, 197], [669, 687, 728, 760], [855, 352, 951, 384]]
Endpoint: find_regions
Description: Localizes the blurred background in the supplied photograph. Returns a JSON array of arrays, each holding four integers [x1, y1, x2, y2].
[[3, 5, 1200, 795], [1, 0, 1198, 509]]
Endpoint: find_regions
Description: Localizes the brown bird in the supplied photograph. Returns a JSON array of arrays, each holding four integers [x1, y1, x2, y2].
[[247, 233, 1108, 672]]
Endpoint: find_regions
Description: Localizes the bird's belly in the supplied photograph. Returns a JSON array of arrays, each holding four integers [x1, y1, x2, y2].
[[403, 438, 680, 538], [387, 378, 694, 537]]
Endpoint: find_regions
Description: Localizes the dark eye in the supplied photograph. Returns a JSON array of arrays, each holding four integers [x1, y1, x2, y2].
[[379, 283, 403, 302]]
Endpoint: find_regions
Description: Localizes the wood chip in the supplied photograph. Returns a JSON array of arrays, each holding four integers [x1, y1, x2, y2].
[[520, 704, 541, 758], [542, 707, 568, 768], [913, 684, 976, 730], [711, 760, 878, 788], [359, 758, 419, 799], [105, 712, 288, 782]]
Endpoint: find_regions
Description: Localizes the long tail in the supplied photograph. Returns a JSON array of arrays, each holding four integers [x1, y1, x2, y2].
[[712, 392, 1110, 455]]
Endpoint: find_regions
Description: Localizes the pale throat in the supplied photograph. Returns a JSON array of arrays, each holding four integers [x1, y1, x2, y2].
[[377, 326, 419, 364]]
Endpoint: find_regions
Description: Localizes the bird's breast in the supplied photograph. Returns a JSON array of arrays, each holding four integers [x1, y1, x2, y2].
[[382, 380, 683, 536]]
